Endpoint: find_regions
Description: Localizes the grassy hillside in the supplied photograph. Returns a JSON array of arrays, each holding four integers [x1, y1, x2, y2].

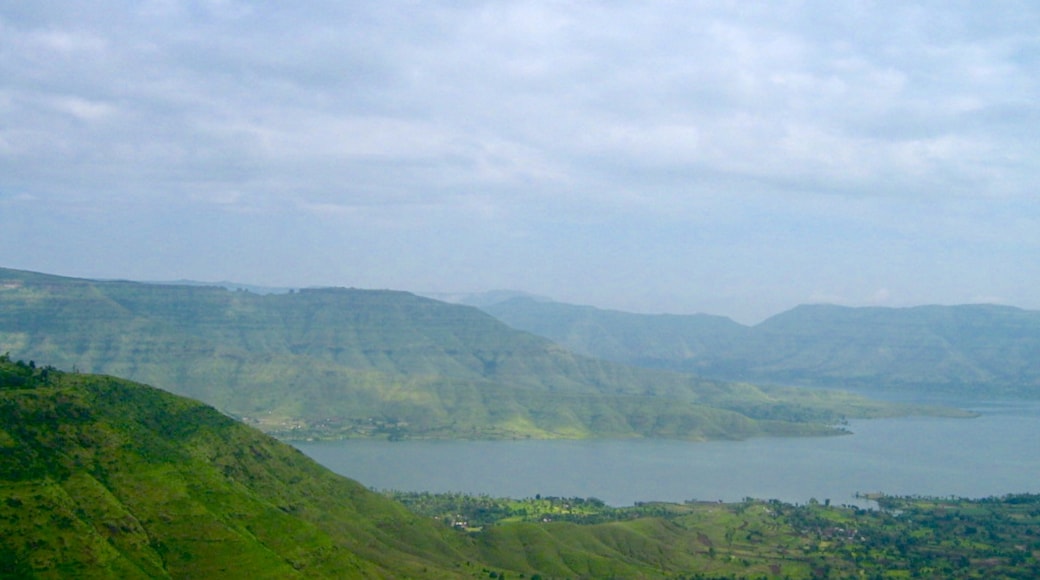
[[0, 267, 946, 441], [483, 298, 1040, 397], [396, 490, 1040, 579], [0, 356, 487, 578]]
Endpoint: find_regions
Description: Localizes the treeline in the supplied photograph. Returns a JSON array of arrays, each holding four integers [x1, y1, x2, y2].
[[385, 491, 633, 528], [0, 354, 59, 389]]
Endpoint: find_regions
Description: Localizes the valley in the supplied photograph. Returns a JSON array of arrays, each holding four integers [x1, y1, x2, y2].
[[5, 1, 1035, 576], [3, 266, 1038, 577], [3, 356, 1039, 578]]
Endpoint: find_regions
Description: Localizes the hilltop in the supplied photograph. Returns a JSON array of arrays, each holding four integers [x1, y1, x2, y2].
[[0, 267, 954, 441]]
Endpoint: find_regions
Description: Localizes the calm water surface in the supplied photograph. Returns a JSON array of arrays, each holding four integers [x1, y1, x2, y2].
[[294, 399, 1040, 507]]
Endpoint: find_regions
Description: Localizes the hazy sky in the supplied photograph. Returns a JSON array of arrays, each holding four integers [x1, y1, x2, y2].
[[2, 1, 1038, 323]]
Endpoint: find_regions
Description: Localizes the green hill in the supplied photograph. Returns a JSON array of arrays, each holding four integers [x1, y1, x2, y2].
[[482, 298, 1040, 397], [0, 356, 481, 578], [1, 358, 1030, 579], [0, 268, 961, 441]]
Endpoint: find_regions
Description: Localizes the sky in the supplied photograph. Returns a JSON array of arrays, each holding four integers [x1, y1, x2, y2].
[[1, 1, 1038, 324]]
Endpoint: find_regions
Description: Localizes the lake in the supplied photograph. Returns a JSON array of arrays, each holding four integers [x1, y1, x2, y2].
[[294, 399, 1040, 507]]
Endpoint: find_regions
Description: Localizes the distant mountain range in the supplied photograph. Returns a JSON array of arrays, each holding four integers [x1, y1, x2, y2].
[[480, 297, 1040, 397], [0, 267, 943, 442]]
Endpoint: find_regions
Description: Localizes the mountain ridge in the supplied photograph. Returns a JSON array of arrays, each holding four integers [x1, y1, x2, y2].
[[0, 266, 944, 442], [482, 297, 1040, 396]]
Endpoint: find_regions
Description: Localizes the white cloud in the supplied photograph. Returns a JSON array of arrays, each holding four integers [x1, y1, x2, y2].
[[45, 95, 117, 122], [2, 1, 1040, 319], [24, 28, 108, 56]]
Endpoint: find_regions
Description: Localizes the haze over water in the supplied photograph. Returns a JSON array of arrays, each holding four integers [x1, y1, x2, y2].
[[296, 399, 1040, 507]]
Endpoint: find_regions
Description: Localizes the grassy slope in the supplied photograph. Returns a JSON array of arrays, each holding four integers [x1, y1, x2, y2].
[[0, 359, 482, 579], [398, 491, 1040, 579], [483, 297, 1040, 396], [0, 267, 931, 441]]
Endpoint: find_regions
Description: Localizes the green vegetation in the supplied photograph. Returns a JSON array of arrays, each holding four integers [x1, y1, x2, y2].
[[0, 357, 1034, 578], [0, 267, 958, 442], [482, 298, 1040, 397], [390, 489, 1040, 579], [0, 355, 489, 578]]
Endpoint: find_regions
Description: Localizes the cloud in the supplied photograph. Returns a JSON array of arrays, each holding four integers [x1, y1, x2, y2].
[[1, 1, 1039, 320], [6, 2, 1037, 207]]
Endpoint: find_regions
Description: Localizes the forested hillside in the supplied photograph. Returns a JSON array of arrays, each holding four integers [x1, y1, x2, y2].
[[0, 356, 478, 578], [0, 267, 945, 441]]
